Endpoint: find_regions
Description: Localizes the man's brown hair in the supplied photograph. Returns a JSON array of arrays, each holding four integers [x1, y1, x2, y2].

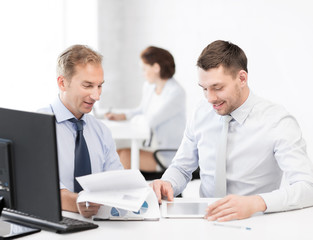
[[197, 40, 248, 77], [57, 45, 103, 80]]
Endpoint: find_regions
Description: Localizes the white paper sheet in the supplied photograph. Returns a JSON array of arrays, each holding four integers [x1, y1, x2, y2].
[[93, 188, 160, 221], [76, 169, 151, 212]]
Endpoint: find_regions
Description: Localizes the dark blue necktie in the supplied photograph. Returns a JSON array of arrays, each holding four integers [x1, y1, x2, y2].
[[69, 118, 91, 193]]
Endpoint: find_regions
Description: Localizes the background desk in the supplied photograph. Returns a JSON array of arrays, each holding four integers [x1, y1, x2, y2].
[[102, 119, 150, 170], [16, 204, 313, 240]]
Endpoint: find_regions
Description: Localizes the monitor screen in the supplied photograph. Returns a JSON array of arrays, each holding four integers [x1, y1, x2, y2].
[[0, 107, 62, 222]]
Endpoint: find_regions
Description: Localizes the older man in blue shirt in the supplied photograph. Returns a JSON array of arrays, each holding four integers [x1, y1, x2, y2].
[[39, 45, 123, 218]]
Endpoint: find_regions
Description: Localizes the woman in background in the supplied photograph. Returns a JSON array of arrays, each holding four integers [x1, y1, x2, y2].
[[106, 46, 186, 172]]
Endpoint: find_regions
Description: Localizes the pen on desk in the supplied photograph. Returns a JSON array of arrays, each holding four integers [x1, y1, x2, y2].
[[213, 222, 252, 230]]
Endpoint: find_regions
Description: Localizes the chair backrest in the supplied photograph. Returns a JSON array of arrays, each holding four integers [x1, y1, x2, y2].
[[140, 149, 177, 181], [153, 149, 178, 171], [141, 149, 200, 181]]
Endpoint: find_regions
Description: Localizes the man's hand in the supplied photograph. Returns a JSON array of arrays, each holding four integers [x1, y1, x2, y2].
[[77, 202, 102, 218], [205, 195, 267, 222], [150, 180, 174, 204], [104, 113, 126, 121]]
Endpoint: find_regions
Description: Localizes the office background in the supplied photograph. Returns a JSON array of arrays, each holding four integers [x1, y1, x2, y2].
[[0, 0, 312, 158]]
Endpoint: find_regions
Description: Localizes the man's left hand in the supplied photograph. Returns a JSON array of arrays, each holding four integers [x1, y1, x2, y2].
[[205, 195, 267, 222]]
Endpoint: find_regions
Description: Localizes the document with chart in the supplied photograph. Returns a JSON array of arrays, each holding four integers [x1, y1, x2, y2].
[[76, 169, 160, 220], [93, 188, 160, 221]]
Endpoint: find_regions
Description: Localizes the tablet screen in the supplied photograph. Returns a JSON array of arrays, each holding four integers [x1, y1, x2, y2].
[[163, 202, 208, 218]]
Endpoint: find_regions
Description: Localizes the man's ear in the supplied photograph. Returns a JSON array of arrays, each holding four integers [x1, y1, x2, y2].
[[57, 76, 66, 91], [238, 70, 248, 86]]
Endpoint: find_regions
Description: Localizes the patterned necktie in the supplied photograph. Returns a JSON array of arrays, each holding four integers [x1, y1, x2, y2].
[[69, 118, 91, 193], [214, 115, 233, 197]]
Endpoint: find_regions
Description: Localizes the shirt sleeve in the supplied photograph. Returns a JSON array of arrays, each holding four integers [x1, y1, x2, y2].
[[59, 181, 67, 190], [259, 113, 313, 212], [161, 110, 199, 196], [100, 123, 124, 171]]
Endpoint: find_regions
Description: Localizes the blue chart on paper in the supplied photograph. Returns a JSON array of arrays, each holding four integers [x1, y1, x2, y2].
[[133, 201, 148, 215], [110, 207, 127, 217], [110, 201, 149, 217]]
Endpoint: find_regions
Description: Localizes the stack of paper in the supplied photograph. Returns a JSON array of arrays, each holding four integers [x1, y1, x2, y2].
[[76, 169, 160, 220], [76, 169, 149, 211]]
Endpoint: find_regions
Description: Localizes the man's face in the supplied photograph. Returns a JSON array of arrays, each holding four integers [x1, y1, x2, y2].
[[198, 65, 248, 115], [58, 63, 104, 119]]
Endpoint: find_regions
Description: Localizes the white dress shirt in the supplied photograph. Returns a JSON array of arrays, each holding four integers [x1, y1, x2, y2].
[[39, 97, 123, 192], [125, 78, 186, 167], [162, 92, 313, 212]]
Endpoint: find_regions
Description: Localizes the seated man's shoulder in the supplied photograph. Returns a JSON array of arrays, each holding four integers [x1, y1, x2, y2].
[[253, 97, 292, 124], [255, 97, 289, 115], [37, 105, 53, 114]]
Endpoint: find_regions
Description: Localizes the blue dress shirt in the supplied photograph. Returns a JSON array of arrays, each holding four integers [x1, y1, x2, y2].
[[162, 92, 313, 212], [39, 97, 123, 192]]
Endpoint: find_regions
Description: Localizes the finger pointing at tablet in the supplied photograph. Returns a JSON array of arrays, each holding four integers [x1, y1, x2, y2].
[[150, 180, 174, 204]]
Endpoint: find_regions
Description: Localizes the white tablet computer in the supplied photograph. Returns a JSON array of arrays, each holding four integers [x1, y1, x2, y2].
[[162, 201, 209, 218]]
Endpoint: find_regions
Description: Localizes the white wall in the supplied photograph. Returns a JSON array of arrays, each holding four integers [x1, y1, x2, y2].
[[0, 0, 98, 112], [97, 0, 313, 158], [0, 0, 312, 158], [63, 0, 98, 48], [0, 0, 64, 111]]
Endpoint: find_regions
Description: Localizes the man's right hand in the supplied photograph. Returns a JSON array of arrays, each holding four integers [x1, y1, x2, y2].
[[77, 202, 102, 218], [150, 180, 174, 204], [60, 189, 101, 218]]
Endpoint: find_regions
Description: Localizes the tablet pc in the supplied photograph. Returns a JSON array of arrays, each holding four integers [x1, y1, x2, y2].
[[162, 202, 209, 218]]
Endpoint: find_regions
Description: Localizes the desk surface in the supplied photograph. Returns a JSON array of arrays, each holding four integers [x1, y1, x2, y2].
[[15, 204, 313, 240], [102, 119, 150, 169], [102, 119, 150, 140]]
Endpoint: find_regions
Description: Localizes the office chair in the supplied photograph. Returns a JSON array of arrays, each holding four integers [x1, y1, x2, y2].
[[140, 149, 200, 181], [140, 149, 173, 181], [141, 131, 200, 181]]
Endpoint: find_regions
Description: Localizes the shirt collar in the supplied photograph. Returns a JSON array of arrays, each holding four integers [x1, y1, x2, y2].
[[50, 95, 87, 123], [230, 91, 258, 125]]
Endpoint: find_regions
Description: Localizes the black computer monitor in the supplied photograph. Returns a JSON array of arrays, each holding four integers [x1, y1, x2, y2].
[[0, 107, 62, 222], [0, 138, 14, 211]]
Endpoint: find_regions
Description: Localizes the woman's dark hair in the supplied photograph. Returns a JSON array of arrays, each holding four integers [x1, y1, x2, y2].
[[141, 46, 175, 79]]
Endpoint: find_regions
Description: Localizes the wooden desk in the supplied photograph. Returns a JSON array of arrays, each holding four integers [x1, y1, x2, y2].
[[102, 119, 150, 170]]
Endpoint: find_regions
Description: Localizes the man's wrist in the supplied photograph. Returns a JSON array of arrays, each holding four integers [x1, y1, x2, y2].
[[254, 195, 267, 213]]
